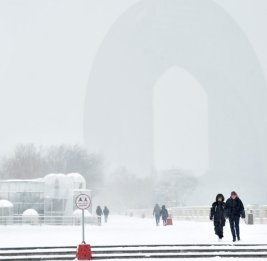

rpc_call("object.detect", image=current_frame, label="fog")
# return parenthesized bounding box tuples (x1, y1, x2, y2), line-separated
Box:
(0, 0, 267, 211)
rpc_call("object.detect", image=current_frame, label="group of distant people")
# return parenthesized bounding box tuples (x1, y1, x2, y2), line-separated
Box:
(153, 204, 169, 226)
(96, 206, 110, 225)
(210, 191, 245, 242)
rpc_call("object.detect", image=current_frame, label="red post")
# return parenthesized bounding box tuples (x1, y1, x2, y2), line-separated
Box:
(76, 243, 92, 260)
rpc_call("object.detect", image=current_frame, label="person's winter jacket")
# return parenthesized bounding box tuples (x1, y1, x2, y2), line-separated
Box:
(210, 193, 226, 225)
(103, 207, 109, 216)
(96, 206, 103, 216)
(153, 204, 161, 217)
(225, 197, 245, 218)
(160, 205, 168, 220)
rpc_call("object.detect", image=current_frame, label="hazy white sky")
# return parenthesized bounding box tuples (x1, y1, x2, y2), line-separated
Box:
(0, 0, 138, 154)
(0, 0, 267, 173)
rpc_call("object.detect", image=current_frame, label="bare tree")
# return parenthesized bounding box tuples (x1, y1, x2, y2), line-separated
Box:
(96, 167, 198, 211)
(97, 167, 154, 211)
(0, 144, 104, 189)
(156, 168, 198, 206)
(44, 144, 104, 188)
(0, 144, 44, 179)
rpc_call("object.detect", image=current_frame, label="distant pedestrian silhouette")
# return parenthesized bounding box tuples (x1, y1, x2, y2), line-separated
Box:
(103, 206, 109, 223)
(96, 206, 103, 226)
(160, 205, 168, 226)
(153, 203, 161, 226)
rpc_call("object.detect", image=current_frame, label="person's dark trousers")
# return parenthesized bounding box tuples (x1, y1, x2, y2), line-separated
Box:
(155, 215, 160, 226)
(214, 221, 224, 238)
(229, 216, 240, 239)
(97, 216, 101, 226)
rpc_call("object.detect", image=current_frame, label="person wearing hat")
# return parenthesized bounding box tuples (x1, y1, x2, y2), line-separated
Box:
(210, 193, 226, 240)
(225, 191, 245, 242)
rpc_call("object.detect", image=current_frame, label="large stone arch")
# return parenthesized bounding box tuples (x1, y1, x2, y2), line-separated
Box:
(84, 0, 267, 203)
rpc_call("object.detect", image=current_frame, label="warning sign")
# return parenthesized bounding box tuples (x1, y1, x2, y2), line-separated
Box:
(75, 194, 91, 209)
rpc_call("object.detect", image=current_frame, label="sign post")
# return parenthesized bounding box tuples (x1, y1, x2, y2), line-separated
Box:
(75, 194, 92, 260)
(75, 193, 91, 242)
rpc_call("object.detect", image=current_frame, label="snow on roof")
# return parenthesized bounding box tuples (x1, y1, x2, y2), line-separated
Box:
(0, 178, 43, 183)
(43, 173, 72, 198)
(0, 200, 13, 208)
(1, 174, 87, 187)
(22, 209, 39, 216)
(44, 173, 85, 185)
(44, 173, 66, 182)
(67, 173, 86, 183)
(67, 173, 86, 189)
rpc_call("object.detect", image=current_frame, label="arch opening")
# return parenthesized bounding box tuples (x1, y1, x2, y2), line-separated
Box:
(153, 66, 209, 175)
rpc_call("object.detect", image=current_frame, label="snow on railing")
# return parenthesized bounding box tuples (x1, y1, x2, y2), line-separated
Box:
(127, 205, 267, 224)
(0, 215, 98, 226)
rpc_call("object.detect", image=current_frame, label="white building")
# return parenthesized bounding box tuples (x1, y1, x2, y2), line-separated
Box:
(0, 173, 91, 217)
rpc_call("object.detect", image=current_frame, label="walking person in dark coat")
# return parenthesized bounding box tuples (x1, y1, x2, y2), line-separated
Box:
(210, 193, 226, 240)
(225, 191, 245, 242)
(103, 206, 109, 223)
(96, 206, 103, 226)
(153, 203, 161, 226)
(160, 205, 168, 226)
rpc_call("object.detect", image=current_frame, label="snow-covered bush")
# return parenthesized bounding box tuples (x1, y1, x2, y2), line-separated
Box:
(22, 209, 39, 225)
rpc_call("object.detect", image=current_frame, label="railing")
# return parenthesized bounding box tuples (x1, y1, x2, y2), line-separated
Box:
(171, 206, 210, 222)
(127, 205, 267, 224)
(0, 215, 98, 226)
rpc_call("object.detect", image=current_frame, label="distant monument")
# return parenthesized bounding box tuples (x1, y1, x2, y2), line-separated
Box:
(84, 0, 267, 203)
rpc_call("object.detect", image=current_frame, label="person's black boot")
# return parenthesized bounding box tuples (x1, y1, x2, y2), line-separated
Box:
(233, 237, 236, 242)
(237, 236, 240, 241)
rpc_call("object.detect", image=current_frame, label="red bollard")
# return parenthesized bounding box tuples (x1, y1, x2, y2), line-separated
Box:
(76, 243, 92, 260)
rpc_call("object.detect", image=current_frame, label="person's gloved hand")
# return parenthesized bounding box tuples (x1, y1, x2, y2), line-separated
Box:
(210, 216, 213, 221)
(241, 214, 246, 219)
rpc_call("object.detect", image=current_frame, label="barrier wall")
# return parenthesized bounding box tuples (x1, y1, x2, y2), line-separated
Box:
(128, 205, 267, 224)
(0, 215, 98, 226)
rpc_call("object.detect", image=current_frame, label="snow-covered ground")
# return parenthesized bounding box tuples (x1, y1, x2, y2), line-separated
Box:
(1, 215, 267, 260)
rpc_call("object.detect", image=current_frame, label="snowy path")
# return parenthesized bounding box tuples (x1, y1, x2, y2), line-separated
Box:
(1, 215, 266, 246)
(1, 215, 267, 260)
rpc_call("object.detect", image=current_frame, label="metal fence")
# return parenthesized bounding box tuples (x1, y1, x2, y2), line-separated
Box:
(0, 215, 98, 226)
(127, 205, 267, 224)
